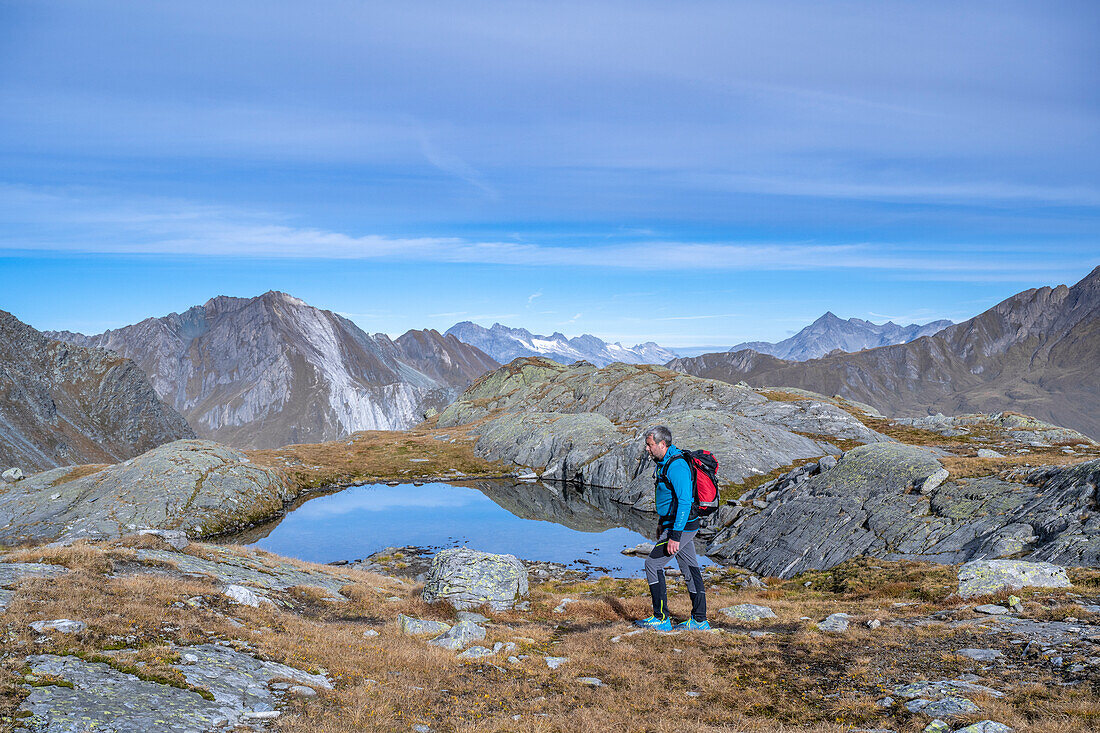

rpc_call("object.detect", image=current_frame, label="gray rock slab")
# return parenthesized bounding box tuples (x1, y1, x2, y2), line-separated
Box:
(906, 696, 980, 717)
(719, 604, 777, 621)
(957, 649, 1003, 662)
(0, 440, 293, 546)
(0, 562, 70, 588)
(973, 604, 1012, 615)
(421, 547, 528, 611)
(20, 644, 330, 732)
(895, 680, 1004, 700)
(954, 722, 1013, 733)
(135, 547, 351, 598)
(958, 560, 1072, 599)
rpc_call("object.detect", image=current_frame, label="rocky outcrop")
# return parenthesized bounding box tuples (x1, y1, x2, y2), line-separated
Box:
(0, 440, 292, 546)
(445, 321, 678, 367)
(50, 292, 498, 449)
(0, 309, 194, 473)
(957, 560, 1072, 598)
(671, 266, 1100, 440)
(703, 449, 1100, 578)
(730, 311, 953, 361)
(435, 358, 887, 508)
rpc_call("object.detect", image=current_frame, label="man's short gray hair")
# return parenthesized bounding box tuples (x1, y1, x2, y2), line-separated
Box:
(644, 425, 672, 446)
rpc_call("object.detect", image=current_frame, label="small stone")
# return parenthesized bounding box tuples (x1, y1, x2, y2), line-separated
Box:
(456, 611, 489, 624)
(29, 619, 86, 634)
(958, 649, 1003, 662)
(866, 619, 882, 629)
(413, 726, 431, 733)
(242, 710, 280, 720)
(576, 677, 603, 687)
(977, 449, 1004, 458)
(545, 656, 569, 669)
(224, 584, 272, 607)
(288, 685, 317, 697)
(398, 615, 451, 636)
(749, 631, 772, 639)
(621, 542, 655, 556)
(428, 621, 486, 651)
(818, 455, 838, 471)
(876, 696, 894, 707)
(457, 645, 496, 659)
(922, 721, 951, 733)
(803, 581, 812, 588)
(554, 598, 578, 614)
(363, 629, 380, 637)
(816, 613, 851, 632)
(973, 604, 1011, 615)
(685, 691, 701, 698)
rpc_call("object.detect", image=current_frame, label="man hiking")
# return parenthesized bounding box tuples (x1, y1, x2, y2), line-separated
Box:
(635, 425, 710, 630)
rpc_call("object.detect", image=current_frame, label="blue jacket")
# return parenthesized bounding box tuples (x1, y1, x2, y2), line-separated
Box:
(654, 445, 698, 541)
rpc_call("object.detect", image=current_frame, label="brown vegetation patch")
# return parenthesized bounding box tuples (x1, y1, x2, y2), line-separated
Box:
(247, 427, 510, 493)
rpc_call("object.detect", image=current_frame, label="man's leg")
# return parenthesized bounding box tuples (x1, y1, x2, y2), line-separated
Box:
(643, 531, 674, 620)
(672, 530, 707, 622)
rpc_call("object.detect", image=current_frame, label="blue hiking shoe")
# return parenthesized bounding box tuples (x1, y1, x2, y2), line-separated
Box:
(634, 615, 673, 630)
(675, 618, 712, 631)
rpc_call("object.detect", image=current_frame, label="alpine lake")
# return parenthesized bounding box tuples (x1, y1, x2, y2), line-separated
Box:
(219, 479, 710, 578)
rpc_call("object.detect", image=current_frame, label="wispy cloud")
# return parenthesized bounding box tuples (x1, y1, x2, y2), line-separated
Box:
(526, 291, 542, 305)
(0, 185, 1094, 282)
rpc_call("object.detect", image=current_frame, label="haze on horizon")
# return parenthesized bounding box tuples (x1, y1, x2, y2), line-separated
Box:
(1, 1, 1097, 348)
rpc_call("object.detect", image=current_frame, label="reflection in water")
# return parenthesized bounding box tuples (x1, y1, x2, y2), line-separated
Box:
(219, 480, 672, 577)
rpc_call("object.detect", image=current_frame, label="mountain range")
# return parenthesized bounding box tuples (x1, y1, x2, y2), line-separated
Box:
(445, 321, 678, 367)
(670, 266, 1100, 440)
(730, 312, 953, 361)
(50, 292, 498, 449)
(0, 309, 194, 471)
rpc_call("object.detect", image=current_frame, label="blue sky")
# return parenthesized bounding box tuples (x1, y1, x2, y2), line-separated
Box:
(1, 1, 1097, 348)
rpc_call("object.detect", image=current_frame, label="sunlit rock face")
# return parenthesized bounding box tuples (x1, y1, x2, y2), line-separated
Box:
(50, 292, 498, 449)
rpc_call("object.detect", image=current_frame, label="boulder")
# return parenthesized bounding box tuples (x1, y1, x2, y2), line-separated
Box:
(2, 467, 23, 483)
(905, 696, 980, 717)
(421, 548, 529, 611)
(29, 619, 86, 634)
(958, 560, 1071, 598)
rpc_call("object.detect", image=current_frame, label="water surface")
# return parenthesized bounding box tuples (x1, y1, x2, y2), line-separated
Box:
(232, 480, 677, 577)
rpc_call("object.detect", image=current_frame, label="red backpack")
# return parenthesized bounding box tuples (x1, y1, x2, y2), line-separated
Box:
(658, 450, 721, 516)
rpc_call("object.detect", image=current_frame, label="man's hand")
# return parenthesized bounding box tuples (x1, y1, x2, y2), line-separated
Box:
(667, 539, 680, 555)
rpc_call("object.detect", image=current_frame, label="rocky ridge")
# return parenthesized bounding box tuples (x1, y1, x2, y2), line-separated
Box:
(730, 311, 953, 361)
(0, 309, 195, 473)
(445, 321, 678, 367)
(669, 265, 1100, 440)
(434, 357, 888, 510)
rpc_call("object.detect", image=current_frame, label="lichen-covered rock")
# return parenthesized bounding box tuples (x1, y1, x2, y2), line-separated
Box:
(19, 643, 331, 732)
(0, 440, 293, 545)
(958, 559, 1071, 598)
(421, 547, 528, 611)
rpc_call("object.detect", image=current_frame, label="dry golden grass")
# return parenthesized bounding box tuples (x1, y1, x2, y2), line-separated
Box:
(48, 463, 109, 486)
(246, 427, 512, 493)
(2, 543, 1099, 732)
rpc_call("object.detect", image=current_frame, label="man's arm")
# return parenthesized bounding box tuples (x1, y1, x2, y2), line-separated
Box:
(666, 457, 693, 548)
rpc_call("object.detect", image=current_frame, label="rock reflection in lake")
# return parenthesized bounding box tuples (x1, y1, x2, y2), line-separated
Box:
(217, 479, 670, 577)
